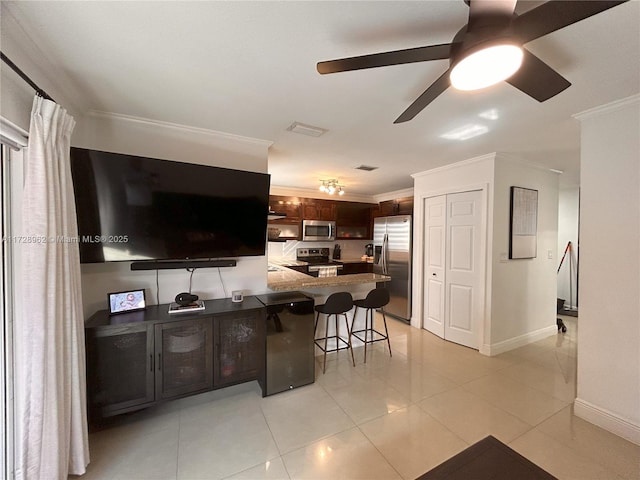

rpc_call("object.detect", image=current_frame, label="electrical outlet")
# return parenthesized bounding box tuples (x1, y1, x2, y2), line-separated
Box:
(547, 250, 553, 259)
(500, 253, 508, 263)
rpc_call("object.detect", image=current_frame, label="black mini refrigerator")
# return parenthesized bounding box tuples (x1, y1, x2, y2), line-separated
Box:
(256, 292, 315, 396)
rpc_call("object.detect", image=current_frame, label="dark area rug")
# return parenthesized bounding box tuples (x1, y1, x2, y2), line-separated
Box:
(416, 435, 557, 480)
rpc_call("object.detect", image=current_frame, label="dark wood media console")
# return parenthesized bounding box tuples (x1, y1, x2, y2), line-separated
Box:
(85, 297, 266, 422)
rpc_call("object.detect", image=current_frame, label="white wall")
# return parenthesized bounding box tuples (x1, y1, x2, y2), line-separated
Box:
(73, 112, 273, 318)
(574, 95, 640, 444)
(557, 187, 580, 308)
(490, 156, 559, 349)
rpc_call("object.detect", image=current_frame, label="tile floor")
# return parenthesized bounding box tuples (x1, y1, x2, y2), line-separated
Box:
(77, 315, 640, 480)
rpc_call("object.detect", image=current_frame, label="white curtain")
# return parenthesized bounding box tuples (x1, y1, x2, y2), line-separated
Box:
(16, 96, 89, 479)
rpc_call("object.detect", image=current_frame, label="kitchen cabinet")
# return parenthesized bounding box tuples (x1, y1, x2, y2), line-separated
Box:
(336, 202, 374, 239)
(268, 195, 302, 240)
(338, 262, 373, 275)
(155, 318, 213, 401)
(85, 323, 155, 418)
(373, 196, 414, 218)
(269, 195, 302, 223)
(301, 199, 336, 221)
(85, 297, 267, 421)
(213, 309, 265, 388)
(284, 264, 309, 275)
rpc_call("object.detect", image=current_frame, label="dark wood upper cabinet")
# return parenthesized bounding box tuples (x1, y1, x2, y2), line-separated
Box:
(267, 194, 412, 240)
(396, 196, 414, 215)
(336, 202, 374, 239)
(268, 195, 302, 240)
(373, 196, 414, 218)
(301, 199, 336, 221)
(268, 195, 302, 223)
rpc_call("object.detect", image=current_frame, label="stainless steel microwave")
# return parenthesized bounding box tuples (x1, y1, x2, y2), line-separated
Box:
(302, 220, 336, 241)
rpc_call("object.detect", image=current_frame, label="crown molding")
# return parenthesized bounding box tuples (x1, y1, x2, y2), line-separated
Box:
(573, 94, 640, 121)
(86, 110, 273, 148)
(411, 153, 497, 179)
(372, 187, 415, 203)
(496, 152, 563, 175)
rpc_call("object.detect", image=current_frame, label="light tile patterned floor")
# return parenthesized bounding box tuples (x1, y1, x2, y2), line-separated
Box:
(76, 316, 640, 480)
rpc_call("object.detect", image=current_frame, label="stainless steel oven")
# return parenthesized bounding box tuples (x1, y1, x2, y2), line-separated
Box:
(302, 220, 336, 241)
(296, 247, 342, 277)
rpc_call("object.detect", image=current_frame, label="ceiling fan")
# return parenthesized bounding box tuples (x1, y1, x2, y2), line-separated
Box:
(317, 0, 629, 123)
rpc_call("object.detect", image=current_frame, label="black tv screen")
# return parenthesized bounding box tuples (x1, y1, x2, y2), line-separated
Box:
(69, 148, 270, 263)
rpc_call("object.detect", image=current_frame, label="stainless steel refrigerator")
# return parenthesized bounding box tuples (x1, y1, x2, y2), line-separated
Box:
(373, 215, 412, 322)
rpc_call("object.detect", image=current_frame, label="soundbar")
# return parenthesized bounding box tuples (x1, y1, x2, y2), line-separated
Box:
(130, 259, 237, 271)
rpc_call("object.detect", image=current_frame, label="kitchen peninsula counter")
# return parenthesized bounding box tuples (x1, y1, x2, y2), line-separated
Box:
(267, 265, 389, 292)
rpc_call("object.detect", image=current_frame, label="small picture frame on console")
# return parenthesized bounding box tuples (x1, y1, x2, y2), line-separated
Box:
(108, 289, 146, 315)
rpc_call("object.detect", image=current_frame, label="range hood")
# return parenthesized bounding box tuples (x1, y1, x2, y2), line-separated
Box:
(267, 210, 287, 220)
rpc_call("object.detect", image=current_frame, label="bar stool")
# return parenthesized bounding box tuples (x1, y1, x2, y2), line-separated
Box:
(350, 287, 391, 363)
(314, 292, 355, 373)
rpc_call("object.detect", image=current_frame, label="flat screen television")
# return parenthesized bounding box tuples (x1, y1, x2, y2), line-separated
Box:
(69, 147, 270, 263)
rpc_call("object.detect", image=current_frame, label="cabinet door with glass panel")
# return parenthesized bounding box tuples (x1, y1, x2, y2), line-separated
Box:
(213, 309, 265, 388)
(86, 323, 155, 418)
(154, 317, 214, 400)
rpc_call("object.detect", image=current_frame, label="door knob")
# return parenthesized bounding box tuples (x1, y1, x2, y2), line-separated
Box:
(432, 273, 437, 276)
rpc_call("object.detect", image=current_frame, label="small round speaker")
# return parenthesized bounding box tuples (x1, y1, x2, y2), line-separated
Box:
(175, 292, 198, 306)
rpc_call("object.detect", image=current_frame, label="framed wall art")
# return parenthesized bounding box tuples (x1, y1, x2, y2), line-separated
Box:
(509, 186, 538, 259)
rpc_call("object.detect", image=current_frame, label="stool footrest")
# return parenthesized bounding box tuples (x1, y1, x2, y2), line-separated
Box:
(314, 336, 351, 353)
(351, 329, 389, 344)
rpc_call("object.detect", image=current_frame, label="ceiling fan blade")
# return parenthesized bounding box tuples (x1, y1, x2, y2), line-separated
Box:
(513, 0, 629, 44)
(317, 44, 452, 74)
(468, 0, 517, 29)
(506, 48, 571, 102)
(394, 69, 451, 123)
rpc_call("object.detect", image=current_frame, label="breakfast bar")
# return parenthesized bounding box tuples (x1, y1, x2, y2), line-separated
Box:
(267, 264, 390, 291)
(267, 261, 392, 348)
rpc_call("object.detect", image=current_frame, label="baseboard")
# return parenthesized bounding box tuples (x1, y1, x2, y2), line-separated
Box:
(574, 398, 640, 445)
(481, 324, 557, 356)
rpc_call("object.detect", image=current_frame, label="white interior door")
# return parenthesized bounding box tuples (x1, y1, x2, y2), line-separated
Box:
(422, 196, 446, 337)
(444, 190, 482, 349)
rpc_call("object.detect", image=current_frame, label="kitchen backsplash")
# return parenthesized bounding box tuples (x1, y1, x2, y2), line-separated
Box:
(268, 240, 370, 260)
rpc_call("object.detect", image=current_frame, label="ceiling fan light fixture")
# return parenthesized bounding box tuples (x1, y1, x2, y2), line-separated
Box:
(450, 43, 523, 91)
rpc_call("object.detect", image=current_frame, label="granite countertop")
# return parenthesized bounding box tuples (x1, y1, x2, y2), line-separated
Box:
(267, 265, 390, 291)
(269, 258, 308, 267)
(335, 257, 374, 264)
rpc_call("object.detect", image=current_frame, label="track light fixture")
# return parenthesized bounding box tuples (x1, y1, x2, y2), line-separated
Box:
(319, 179, 345, 196)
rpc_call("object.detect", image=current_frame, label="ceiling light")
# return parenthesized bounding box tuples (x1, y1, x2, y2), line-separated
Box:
(286, 121, 328, 137)
(319, 179, 344, 196)
(450, 44, 523, 91)
(440, 124, 489, 141)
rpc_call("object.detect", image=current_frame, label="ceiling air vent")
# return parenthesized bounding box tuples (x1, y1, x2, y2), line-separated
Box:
(286, 121, 327, 137)
(355, 165, 378, 171)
